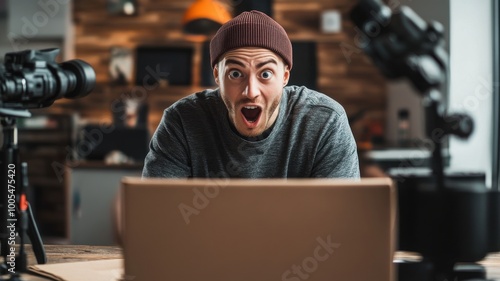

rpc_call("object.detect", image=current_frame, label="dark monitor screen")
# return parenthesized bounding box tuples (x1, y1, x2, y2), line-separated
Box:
(80, 125, 150, 163)
(201, 41, 216, 87)
(135, 46, 193, 86)
(288, 41, 317, 90)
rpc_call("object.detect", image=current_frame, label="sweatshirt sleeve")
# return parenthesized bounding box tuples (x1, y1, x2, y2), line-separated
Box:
(142, 108, 191, 178)
(310, 110, 360, 179)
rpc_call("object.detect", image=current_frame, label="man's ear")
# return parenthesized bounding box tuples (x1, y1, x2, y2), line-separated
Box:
(213, 64, 220, 85)
(283, 65, 290, 86)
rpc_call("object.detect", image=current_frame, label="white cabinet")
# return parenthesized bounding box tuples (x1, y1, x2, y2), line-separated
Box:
(69, 165, 142, 245)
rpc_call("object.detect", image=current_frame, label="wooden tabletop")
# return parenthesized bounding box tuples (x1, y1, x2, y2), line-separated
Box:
(27, 244, 122, 265)
(3, 245, 500, 280)
(1, 245, 122, 281)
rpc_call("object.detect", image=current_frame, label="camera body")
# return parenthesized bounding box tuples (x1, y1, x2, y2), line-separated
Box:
(0, 48, 95, 109)
(350, 0, 448, 93)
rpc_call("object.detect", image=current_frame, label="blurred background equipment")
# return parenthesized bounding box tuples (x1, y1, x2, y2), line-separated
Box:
(182, 0, 232, 35)
(350, 1, 500, 280)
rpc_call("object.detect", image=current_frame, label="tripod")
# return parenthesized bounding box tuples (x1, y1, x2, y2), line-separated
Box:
(0, 109, 46, 280)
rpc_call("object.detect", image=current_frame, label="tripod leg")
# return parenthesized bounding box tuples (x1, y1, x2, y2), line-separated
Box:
(26, 202, 46, 265)
(18, 161, 46, 266)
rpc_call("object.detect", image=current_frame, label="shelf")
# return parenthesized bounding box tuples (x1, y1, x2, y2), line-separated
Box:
(19, 135, 72, 145)
(28, 176, 64, 188)
(17, 113, 76, 242)
(72, 161, 144, 170)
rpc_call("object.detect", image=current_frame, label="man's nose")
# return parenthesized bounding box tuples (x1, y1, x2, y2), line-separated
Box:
(243, 75, 260, 100)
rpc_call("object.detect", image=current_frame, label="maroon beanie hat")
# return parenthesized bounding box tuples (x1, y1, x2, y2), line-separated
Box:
(210, 10, 293, 69)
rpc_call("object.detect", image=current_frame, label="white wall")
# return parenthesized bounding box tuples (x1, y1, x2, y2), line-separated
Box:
(0, 14, 9, 61)
(448, 0, 493, 185)
(1, 0, 73, 61)
(8, 0, 68, 37)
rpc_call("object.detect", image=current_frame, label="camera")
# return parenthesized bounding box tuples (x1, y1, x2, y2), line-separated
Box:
(0, 48, 96, 109)
(350, 0, 448, 93)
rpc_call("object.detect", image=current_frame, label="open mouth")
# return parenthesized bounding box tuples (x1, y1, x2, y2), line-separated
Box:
(241, 106, 262, 123)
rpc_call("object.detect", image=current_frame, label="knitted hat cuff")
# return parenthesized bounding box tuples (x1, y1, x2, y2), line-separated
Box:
(210, 10, 293, 69)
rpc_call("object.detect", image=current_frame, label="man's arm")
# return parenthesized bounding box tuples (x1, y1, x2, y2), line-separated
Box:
(310, 111, 360, 178)
(142, 108, 191, 178)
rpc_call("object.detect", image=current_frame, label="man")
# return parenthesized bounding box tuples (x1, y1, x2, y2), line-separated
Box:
(142, 10, 359, 178)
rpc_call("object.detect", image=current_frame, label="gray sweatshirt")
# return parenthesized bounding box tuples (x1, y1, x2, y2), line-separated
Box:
(142, 85, 360, 178)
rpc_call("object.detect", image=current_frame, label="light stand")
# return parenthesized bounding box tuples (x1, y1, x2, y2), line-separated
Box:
(0, 109, 46, 280)
(350, 1, 500, 280)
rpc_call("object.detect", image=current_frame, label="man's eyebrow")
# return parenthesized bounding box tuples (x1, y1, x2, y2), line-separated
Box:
(225, 59, 246, 67)
(256, 59, 278, 69)
(224, 58, 278, 68)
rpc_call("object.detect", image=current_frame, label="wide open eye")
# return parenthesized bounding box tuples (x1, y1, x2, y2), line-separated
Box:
(260, 70, 273, 80)
(229, 70, 243, 79)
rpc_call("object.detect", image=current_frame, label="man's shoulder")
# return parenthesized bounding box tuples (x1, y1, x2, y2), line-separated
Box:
(168, 88, 221, 112)
(283, 85, 346, 117)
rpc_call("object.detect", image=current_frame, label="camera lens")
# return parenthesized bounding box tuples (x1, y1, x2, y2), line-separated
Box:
(0, 48, 96, 109)
(60, 59, 96, 99)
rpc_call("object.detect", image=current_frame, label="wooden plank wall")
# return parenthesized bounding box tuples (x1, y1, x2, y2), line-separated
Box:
(45, 0, 387, 143)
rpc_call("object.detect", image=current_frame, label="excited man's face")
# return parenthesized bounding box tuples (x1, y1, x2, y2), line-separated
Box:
(214, 47, 290, 138)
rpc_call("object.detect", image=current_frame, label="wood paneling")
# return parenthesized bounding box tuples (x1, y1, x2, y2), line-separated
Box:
(44, 0, 387, 141)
